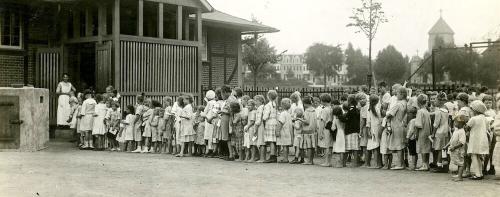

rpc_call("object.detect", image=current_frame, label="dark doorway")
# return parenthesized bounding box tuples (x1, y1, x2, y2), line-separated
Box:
(67, 43, 96, 92)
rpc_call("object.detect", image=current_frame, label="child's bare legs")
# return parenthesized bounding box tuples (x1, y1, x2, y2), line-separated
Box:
(361, 146, 368, 166)
(340, 153, 346, 167)
(188, 142, 194, 156)
(453, 165, 464, 181)
(281, 146, 289, 162)
(321, 148, 332, 167)
(365, 149, 373, 168)
(351, 151, 360, 167)
(228, 141, 235, 159)
(237, 146, 244, 161)
(374, 148, 382, 168)
(88, 132, 94, 148)
(244, 147, 250, 161)
(177, 142, 186, 157)
(383, 154, 393, 169)
(142, 138, 151, 153)
(264, 143, 277, 163)
(249, 146, 257, 162)
(257, 145, 266, 163)
(303, 148, 314, 165)
(391, 150, 404, 170)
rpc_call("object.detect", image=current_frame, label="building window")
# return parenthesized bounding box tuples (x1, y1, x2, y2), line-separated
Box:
(0, 10, 22, 49)
(120, 0, 138, 35)
(143, 1, 159, 37)
(163, 4, 177, 39)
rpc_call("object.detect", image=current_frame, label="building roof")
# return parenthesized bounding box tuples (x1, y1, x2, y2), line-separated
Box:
(39, 0, 214, 12)
(428, 17, 454, 34)
(202, 10, 279, 34)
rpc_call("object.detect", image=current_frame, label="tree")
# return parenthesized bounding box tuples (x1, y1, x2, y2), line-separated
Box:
(477, 47, 500, 87)
(374, 45, 408, 84)
(242, 37, 280, 88)
(345, 43, 369, 85)
(305, 43, 344, 88)
(347, 0, 388, 88)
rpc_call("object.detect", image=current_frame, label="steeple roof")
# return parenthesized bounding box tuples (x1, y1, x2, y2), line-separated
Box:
(428, 17, 454, 34)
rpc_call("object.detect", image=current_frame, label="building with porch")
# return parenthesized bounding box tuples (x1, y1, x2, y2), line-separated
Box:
(0, 0, 278, 125)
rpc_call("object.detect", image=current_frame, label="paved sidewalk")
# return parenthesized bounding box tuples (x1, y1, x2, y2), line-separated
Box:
(0, 142, 499, 197)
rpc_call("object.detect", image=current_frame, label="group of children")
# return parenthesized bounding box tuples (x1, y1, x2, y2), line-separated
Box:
(67, 83, 500, 182)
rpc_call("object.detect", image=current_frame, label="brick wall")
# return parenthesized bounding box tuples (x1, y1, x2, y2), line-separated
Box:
(203, 27, 240, 89)
(0, 54, 24, 87)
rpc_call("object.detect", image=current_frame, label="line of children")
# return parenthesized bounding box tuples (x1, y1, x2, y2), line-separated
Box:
(73, 85, 500, 182)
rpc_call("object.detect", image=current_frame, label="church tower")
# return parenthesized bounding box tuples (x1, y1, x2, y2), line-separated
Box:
(428, 11, 455, 52)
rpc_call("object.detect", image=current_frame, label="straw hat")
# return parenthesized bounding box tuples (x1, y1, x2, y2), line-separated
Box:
(469, 100, 487, 114)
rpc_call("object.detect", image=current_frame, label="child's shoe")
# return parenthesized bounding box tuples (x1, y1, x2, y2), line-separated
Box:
(289, 158, 300, 164)
(131, 147, 142, 153)
(263, 155, 277, 163)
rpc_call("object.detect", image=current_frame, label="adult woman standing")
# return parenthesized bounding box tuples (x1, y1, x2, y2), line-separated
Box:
(56, 73, 76, 127)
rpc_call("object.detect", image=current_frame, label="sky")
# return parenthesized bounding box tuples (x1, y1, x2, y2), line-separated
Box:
(209, 0, 500, 57)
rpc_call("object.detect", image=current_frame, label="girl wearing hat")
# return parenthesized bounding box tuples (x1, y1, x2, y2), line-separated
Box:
(203, 90, 217, 156)
(465, 100, 490, 180)
(431, 92, 450, 171)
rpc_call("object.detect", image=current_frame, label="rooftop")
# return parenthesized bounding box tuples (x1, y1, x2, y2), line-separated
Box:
(202, 10, 279, 34)
(428, 17, 454, 34)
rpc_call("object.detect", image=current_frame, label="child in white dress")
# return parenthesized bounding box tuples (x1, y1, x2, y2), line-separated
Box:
(277, 98, 293, 163)
(121, 105, 136, 152)
(92, 94, 108, 151)
(366, 95, 383, 168)
(79, 91, 96, 150)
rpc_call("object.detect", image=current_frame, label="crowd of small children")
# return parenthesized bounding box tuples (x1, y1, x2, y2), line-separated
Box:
(67, 83, 500, 182)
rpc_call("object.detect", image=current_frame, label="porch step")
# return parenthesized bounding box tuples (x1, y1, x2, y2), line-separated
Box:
(54, 129, 74, 140)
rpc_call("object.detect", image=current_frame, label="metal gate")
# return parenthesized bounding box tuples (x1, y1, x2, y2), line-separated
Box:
(0, 96, 21, 149)
(36, 48, 62, 126)
(96, 42, 112, 93)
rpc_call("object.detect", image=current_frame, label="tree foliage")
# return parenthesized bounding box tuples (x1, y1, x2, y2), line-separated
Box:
(345, 43, 369, 85)
(374, 45, 408, 84)
(242, 37, 280, 87)
(477, 47, 500, 87)
(346, 0, 388, 41)
(347, 0, 388, 87)
(420, 36, 479, 83)
(305, 43, 344, 88)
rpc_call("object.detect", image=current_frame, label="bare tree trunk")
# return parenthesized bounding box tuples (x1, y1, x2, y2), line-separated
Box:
(324, 72, 327, 88)
(253, 73, 257, 88)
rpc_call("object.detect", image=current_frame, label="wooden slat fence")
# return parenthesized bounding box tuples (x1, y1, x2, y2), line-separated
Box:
(119, 40, 199, 109)
(36, 48, 61, 126)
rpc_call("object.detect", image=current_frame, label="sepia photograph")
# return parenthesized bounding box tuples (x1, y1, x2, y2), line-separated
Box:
(0, 0, 500, 196)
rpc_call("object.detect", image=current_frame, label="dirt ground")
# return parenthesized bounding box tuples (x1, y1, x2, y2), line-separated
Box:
(1, 142, 499, 197)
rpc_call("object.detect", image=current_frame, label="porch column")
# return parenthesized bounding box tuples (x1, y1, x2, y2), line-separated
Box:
(158, 3, 164, 38)
(184, 11, 190, 40)
(98, 3, 107, 43)
(196, 9, 202, 102)
(113, 0, 120, 89)
(237, 32, 243, 87)
(176, 5, 182, 40)
(138, 0, 144, 36)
